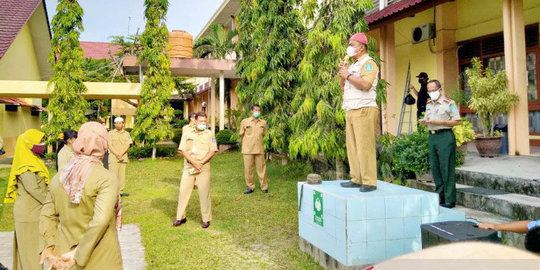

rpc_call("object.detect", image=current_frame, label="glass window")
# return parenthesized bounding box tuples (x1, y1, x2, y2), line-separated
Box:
(527, 52, 538, 101)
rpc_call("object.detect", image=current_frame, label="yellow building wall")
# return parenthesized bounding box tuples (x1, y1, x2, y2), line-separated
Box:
(0, 24, 44, 157)
(383, 0, 540, 133)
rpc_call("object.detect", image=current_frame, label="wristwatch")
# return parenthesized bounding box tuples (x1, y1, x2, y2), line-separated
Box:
(346, 74, 352, 81)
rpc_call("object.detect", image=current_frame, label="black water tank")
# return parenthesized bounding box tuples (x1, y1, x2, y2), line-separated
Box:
(421, 221, 500, 249)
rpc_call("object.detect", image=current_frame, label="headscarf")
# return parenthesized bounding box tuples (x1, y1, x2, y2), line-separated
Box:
(4, 129, 50, 203)
(60, 122, 123, 229)
(61, 122, 108, 203)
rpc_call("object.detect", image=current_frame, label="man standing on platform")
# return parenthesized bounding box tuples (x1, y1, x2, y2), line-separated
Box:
(239, 104, 268, 194)
(419, 80, 461, 208)
(109, 117, 132, 197)
(338, 33, 380, 192)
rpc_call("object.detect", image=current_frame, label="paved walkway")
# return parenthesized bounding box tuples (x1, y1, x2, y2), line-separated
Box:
(0, 224, 146, 270)
(459, 152, 540, 180)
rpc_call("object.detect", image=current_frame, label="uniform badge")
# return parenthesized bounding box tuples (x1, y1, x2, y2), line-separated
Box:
(365, 64, 373, 71)
(212, 138, 216, 143)
(450, 105, 457, 112)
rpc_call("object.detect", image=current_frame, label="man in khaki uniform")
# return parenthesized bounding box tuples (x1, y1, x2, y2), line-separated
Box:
(174, 112, 218, 229)
(338, 32, 380, 192)
(183, 112, 197, 135)
(108, 117, 132, 196)
(419, 80, 461, 208)
(239, 104, 268, 194)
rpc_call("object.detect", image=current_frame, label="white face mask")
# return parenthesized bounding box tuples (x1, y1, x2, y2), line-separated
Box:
(346, 46, 357, 57)
(428, 90, 441, 101)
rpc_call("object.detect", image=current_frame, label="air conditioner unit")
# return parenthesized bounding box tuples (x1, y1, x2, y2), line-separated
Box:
(412, 23, 435, 44)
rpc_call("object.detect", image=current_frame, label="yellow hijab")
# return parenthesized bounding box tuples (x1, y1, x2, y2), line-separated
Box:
(4, 129, 50, 203)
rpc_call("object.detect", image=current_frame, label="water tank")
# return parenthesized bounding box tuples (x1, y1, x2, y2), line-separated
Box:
(168, 30, 193, 58)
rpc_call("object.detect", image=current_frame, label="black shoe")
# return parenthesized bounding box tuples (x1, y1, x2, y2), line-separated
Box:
(261, 189, 268, 194)
(201, 221, 211, 229)
(340, 181, 362, 188)
(121, 193, 129, 197)
(173, 218, 187, 227)
(441, 203, 456, 208)
(359, 185, 377, 192)
(244, 189, 254, 194)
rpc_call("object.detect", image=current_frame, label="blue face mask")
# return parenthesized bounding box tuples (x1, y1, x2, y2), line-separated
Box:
(196, 124, 206, 131)
(253, 112, 261, 118)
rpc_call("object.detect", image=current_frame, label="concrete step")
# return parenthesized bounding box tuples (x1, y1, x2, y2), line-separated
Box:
(407, 180, 540, 221)
(456, 169, 540, 198)
(454, 206, 526, 250)
(456, 154, 540, 197)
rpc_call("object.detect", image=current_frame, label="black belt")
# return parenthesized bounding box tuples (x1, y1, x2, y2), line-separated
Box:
(429, 129, 452, 135)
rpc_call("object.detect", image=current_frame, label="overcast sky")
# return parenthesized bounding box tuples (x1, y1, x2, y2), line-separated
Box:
(44, 0, 224, 42)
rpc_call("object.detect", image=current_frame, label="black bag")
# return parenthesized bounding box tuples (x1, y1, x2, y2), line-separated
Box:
(0, 148, 5, 155)
(404, 93, 416, 105)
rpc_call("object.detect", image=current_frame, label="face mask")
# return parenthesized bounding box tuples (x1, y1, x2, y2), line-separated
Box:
(428, 90, 441, 101)
(346, 46, 357, 57)
(196, 124, 206, 131)
(418, 79, 425, 84)
(253, 112, 261, 118)
(31, 144, 45, 156)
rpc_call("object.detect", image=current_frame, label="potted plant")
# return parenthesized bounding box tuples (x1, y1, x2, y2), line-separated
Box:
(465, 58, 519, 157)
(452, 118, 476, 152)
(216, 129, 239, 152)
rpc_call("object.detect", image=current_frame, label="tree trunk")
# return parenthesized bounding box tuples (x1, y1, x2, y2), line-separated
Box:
(336, 159, 346, 180)
(152, 146, 156, 160)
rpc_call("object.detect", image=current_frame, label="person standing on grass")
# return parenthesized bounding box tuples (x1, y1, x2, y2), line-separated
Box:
(6, 129, 49, 270)
(239, 104, 269, 194)
(338, 32, 380, 192)
(419, 80, 461, 208)
(56, 129, 78, 171)
(174, 112, 218, 229)
(40, 122, 122, 269)
(108, 117, 132, 197)
(183, 112, 197, 135)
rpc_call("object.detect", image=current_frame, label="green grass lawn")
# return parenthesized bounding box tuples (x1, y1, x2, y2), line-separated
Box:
(0, 152, 322, 269)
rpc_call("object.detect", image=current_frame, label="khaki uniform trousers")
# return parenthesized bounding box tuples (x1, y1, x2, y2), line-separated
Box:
(243, 154, 268, 190)
(109, 161, 127, 194)
(346, 107, 379, 186)
(176, 165, 212, 222)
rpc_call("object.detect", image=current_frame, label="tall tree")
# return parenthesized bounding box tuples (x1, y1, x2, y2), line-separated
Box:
(132, 0, 175, 159)
(236, 0, 305, 154)
(45, 0, 88, 142)
(193, 23, 237, 59)
(288, 0, 387, 169)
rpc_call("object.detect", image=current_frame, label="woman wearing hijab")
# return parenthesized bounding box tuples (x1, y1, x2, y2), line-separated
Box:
(56, 130, 78, 171)
(5, 129, 49, 270)
(40, 122, 123, 269)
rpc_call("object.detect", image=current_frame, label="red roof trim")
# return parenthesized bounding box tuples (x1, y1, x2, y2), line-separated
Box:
(366, 0, 426, 25)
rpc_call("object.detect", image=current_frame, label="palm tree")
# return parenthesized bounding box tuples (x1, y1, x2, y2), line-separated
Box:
(193, 23, 237, 59)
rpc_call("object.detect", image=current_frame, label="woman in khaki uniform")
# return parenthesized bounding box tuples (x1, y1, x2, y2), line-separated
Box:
(56, 130, 78, 171)
(5, 129, 50, 270)
(40, 122, 122, 269)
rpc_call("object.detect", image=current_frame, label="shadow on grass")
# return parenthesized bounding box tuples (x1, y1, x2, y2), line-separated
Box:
(150, 197, 177, 221)
(161, 177, 179, 186)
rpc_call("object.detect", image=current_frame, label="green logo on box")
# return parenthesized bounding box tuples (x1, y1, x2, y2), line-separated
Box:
(313, 190, 323, 227)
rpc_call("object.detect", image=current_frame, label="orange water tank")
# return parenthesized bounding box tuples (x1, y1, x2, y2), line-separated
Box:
(168, 30, 193, 58)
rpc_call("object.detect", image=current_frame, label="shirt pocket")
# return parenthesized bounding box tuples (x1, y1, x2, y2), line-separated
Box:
(245, 125, 253, 136)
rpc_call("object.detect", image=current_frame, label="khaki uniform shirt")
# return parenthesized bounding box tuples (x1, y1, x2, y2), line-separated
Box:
(424, 97, 461, 131)
(108, 129, 132, 163)
(40, 164, 122, 268)
(57, 145, 75, 171)
(178, 129, 218, 170)
(181, 124, 195, 138)
(342, 54, 379, 110)
(239, 117, 267, 155)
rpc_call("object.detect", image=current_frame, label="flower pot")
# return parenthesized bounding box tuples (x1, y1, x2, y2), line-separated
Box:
(416, 172, 433, 183)
(457, 142, 469, 152)
(474, 136, 502, 157)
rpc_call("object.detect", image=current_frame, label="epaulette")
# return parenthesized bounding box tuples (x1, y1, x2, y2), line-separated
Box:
(444, 97, 451, 103)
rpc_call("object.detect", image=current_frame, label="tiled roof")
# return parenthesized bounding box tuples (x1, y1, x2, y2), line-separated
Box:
(0, 0, 42, 58)
(0, 97, 46, 111)
(366, 0, 425, 25)
(80, 41, 121, 59)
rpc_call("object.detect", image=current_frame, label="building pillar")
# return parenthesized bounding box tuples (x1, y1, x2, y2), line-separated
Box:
(503, 0, 530, 155)
(183, 101, 188, 119)
(219, 71, 225, 130)
(434, 1, 458, 95)
(210, 77, 216, 132)
(379, 23, 398, 135)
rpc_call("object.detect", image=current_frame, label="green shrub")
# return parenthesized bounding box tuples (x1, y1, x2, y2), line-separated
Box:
(172, 128, 182, 144)
(376, 133, 397, 182)
(216, 129, 239, 145)
(452, 118, 476, 147)
(389, 127, 430, 181)
(128, 144, 177, 159)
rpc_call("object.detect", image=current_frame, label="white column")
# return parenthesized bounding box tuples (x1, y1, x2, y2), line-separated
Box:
(210, 77, 216, 132)
(219, 71, 225, 130)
